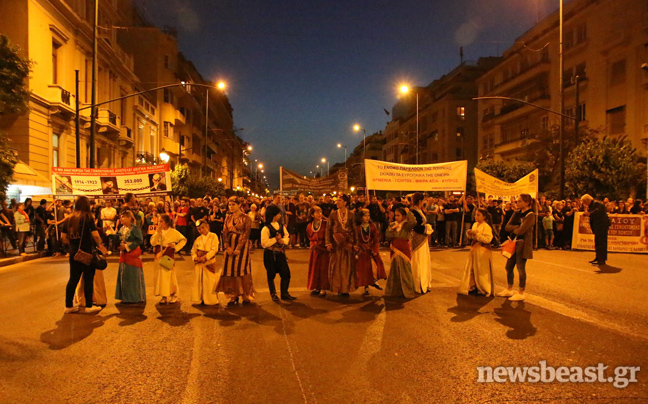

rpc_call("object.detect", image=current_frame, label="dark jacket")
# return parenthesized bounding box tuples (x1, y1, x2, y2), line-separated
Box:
(588, 201, 610, 234)
(505, 209, 536, 259)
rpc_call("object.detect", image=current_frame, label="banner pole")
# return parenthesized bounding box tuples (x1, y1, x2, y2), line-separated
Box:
(458, 162, 468, 247)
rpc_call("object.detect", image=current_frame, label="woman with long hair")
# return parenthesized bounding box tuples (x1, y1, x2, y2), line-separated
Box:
(497, 194, 536, 302)
(214, 196, 255, 305)
(61, 196, 108, 314)
(151, 213, 187, 304)
(458, 208, 494, 296)
(306, 206, 330, 296)
(384, 207, 416, 298)
(325, 194, 356, 297)
(410, 192, 432, 294)
(353, 208, 386, 296)
(115, 210, 145, 303)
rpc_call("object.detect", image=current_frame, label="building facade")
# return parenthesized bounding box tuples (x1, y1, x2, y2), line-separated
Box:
(477, 0, 648, 162)
(0, 0, 250, 192)
(383, 58, 501, 170)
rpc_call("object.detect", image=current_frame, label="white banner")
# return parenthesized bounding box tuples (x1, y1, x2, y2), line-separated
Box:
(571, 212, 648, 254)
(474, 168, 539, 199)
(364, 160, 467, 192)
(52, 164, 172, 198)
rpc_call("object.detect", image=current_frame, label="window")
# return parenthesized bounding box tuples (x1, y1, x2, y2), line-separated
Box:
(577, 103, 586, 122)
(456, 148, 463, 158)
(138, 96, 144, 107)
(575, 62, 586, 79)
(52, 134, 60, 167)
(610, 59, 626, 86)
(430, 111, 438, 123)
(456, 106, 465, 120)
(576, 23, 587, 44)
(84, 58, 91, 102)
(431, 131, 439, 141)
(607, 106, 625, 135)
(564, 29, 574, 50)
(163, 122, 172, 138)
(52, 41, 61, 84)
(456, 127, 464, 138)
(541, 116, 549, 132)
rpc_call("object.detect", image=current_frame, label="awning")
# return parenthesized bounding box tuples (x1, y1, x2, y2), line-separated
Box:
(8, 161, 53, 198)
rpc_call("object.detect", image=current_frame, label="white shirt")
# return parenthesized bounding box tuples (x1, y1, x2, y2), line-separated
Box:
(261, 222, 289, 248)
(469, 222, 493, 244)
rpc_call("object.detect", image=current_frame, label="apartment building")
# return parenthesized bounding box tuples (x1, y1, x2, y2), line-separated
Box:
(477, 0, 648, 161)
(383, 58, 501, 169)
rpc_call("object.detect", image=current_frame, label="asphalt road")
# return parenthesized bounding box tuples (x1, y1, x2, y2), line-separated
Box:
(0, 245, 646, 404)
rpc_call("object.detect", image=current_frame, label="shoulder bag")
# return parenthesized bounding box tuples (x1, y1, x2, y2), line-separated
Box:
(73, 217, 94, 265)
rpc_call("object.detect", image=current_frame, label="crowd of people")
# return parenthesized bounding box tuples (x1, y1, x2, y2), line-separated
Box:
(1, 189, 640, 314)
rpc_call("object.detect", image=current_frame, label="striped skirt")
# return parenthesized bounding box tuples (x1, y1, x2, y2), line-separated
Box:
(214, 232, 255, 299)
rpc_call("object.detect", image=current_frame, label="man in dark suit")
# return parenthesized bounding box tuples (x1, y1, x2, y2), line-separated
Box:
(581, 194, 610, 266)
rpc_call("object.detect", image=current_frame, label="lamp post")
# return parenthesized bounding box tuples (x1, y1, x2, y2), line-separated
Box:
(337, 143, 347, 168)
(316, 164, 321, 177)
(399, 85, 419, 164)
(353, 124, 366, 162)
(558, 0, 565, 199)
(321, 158, 329, 176)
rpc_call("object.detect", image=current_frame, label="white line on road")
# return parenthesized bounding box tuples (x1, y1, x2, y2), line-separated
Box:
(278, 304, 310, 404)
(532, 259, 598, 274)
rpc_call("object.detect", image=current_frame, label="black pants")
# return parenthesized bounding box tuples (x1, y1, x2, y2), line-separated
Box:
(296, 222, 309, 247)
(263, 249, 291, 296)
(35, 224, 46, 251)
(66, 259, 95, 308)
(594, 230, 608, 263)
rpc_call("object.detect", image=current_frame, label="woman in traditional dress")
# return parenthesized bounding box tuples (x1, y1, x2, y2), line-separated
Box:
(115, 210, 146, 303)
(214, 196, 254, 306)
(191, 219, 220, 305)
(306, 206, 330, 296)
(325, 194, 356, 297)
(458, 208, 494, 296)
(151, 213, 187, 304)
(409, 193, 432, 294)
(384, 207, 416, 298)
(353, 208, 386, 296)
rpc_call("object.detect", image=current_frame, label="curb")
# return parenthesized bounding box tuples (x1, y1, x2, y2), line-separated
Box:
(0, 252, 48, 268)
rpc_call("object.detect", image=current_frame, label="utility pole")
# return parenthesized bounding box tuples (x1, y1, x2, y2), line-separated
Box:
(89, 0, 98, 168)
(574, 75, 580, 144)
(75, 70, 80, 168)
(558, 0, 565, 199)
(203, 88, 208, 177)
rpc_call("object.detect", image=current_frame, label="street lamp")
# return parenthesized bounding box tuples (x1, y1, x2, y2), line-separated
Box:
(321, 158, 329, 176)
(316, 164, 321, 177)
(399, 84, 419, 164)
(353, 124, 367, 163)
(159, 150, 170, 163)
(337, 143, 347, 168)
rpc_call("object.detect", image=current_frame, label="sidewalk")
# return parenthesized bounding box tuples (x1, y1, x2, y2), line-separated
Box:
(0, 251, 48, 268)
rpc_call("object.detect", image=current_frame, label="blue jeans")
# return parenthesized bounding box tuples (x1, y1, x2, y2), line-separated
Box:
(505, 251, 527, 289)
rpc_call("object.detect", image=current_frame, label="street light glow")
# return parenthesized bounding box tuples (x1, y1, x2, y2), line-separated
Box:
(217, 81, 226, 90)
(159, 151, 170, 163)
(400, 84, 410, 94)
(337, 143, 342, 148)
(218, 177, 222, 182)
(350, 186, 355, 192)
(353, 124, 361, 132)
(321, 158, 326, 163)
(258, 163, 263, 169)
(247, 145, 252, 151)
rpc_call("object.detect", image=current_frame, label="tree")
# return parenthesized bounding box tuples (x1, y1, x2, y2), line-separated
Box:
(171, 163, 190, 197)
(565, 136, 643, 200)
(0, 34, 31, 200)
(475, 159, 537, 183)
(171, 163, 225, 198)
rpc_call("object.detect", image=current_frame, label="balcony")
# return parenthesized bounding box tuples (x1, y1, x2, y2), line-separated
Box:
(161, 102, 186, 125)
(47, 85, 75, 119)
(494, 137, 532, 156)
(494, 59, 551, 94)
(97, 109, 120, 135)
(494, 94, 550, 124)
(119, 126, 133, 145)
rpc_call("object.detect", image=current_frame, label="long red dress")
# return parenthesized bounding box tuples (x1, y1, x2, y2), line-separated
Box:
(354, 223, 387, 287)
(306, 220, 330, 291)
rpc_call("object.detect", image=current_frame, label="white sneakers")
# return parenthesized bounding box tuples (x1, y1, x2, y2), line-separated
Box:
(63, 307, 79, 314)
(508, 292, 526, 301)
(78, 306, 102, 314)
(496, 289, 516, 298)
(497, 288, 526, 301)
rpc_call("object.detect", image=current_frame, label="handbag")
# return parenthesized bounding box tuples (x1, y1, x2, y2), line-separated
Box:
(92, 249, 108, 270)
(159, 246, 175, 271)
(73, 217, 94, 265)
(500, 236, 518, 259)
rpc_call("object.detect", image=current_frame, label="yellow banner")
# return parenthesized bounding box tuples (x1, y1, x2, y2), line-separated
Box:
(474, 168, 539, 199)
(364, 160, 467, 191)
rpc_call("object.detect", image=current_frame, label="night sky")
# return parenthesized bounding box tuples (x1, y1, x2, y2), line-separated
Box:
(137, 0, 558, 189)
